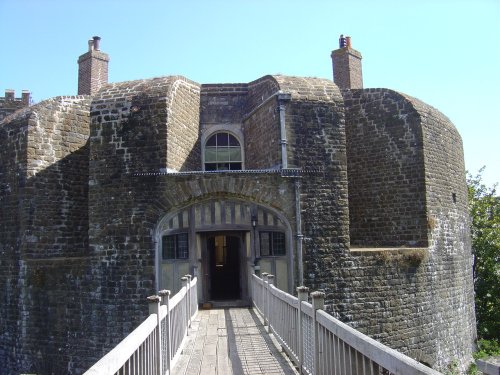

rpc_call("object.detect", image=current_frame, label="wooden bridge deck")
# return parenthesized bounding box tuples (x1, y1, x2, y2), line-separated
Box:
(172, 307, 299, 375)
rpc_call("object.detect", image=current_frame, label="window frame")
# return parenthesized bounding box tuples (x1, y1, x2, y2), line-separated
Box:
(259, 231, 286, 257)
(162, 232, 189, 260)
(202, 130, 244, 171)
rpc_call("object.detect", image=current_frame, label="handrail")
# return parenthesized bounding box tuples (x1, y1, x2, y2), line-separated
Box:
(84, 275, 198, 375)
(250, 273, 441, 375)
(83, 315, 158, 374)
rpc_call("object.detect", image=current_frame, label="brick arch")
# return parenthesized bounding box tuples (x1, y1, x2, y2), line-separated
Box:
(156, 174, 295, 215)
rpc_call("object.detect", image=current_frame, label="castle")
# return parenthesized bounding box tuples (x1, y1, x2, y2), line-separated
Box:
(0, 36, 476, 374)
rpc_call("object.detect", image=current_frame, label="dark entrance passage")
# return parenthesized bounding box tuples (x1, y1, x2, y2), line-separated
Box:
(208, 235, 241, 300)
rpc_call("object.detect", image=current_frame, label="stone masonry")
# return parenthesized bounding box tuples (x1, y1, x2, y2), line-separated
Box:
(0, 37, 476, 374)
(0, 89, 31, 122)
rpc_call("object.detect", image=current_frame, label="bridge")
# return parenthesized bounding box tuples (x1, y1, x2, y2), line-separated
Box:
(84, 274, 441, 375)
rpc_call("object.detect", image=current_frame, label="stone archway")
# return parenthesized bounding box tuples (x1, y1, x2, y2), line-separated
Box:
(154, 198, 294, 302)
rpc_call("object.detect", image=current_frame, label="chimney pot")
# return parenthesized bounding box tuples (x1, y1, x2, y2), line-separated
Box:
(339, 34, 347, 48)
(346, 36, 352, 48)
(92, 36, 101, 51)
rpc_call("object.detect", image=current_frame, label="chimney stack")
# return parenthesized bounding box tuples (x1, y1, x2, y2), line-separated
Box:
(77, 36, 109, 96)
(331, 35, 363, 89)
(5, 89, 15, 101)
(22, 90, 31, 105)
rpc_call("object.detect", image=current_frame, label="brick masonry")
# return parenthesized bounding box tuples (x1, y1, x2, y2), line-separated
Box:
(0, 71, 476, 374)
(78, 50, 109, 96)
(331, 47, 363, 89)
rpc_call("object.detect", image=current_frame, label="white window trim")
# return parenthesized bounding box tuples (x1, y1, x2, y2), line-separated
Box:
(201, 125, 245, 171)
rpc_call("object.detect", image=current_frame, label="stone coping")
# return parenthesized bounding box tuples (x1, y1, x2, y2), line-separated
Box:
(476, 357, 500, 375)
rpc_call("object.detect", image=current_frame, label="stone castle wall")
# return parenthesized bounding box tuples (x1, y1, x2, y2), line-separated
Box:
(272, 76, 351, 292)
(89, 76, 200, 176)
(415, 95, 476, 368)
(0, 97, 95, 373)
(0, 90, 30, 122)
(0, 74, 476, 373)
(244, 78, 281, 169)
(325, 91, 475, 370)
(24, 97, 91, 258)
(342, 89, 428, 247)
(0, 107, 29, 371)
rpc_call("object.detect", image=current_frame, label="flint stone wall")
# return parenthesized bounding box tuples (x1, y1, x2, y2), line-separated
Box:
(0, 75, 476, 374)
(0, 96, 94, 374)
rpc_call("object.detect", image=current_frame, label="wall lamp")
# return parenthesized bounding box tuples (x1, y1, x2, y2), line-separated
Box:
(251, 215, 257, 228)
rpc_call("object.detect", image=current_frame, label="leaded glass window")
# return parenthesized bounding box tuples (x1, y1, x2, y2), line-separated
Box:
(259, 231, 286, 256)
(162, 233, 189, 260)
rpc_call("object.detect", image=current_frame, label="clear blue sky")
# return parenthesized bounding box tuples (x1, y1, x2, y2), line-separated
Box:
(1, 0, 499, 187)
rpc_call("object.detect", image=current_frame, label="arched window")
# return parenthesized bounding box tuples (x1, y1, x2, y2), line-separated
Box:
(204, 132, 242, 171)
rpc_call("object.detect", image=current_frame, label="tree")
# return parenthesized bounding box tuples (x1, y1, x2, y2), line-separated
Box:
(467, 167, 499, 340)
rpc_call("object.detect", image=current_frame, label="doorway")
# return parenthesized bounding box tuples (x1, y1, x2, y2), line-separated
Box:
(207, 234, 241, 300)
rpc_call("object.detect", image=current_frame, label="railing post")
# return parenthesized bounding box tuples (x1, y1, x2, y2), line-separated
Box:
(261, 273, 269, 326)
(297, 286, 309, 375)
(181, 276, 189, 336)
(159, 289, 171, 375)
(147, 295, 162, 375)
(311, 291, 325, 375)
(184, 274, 192, 328)
(267, 274, 275, 334)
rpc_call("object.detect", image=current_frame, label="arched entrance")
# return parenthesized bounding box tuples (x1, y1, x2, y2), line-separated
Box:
(155, 199, 294, 304)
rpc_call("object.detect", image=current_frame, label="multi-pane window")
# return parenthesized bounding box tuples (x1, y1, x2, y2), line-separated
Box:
(204, 132, 242, 171)
(260, 231, 286, 256)
(162, 233, 189, 260)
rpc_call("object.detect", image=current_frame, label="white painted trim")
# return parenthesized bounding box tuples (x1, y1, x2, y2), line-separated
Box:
(200, 125, 245, 171)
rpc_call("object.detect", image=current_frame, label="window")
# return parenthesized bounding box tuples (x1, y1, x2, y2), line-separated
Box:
(204, 132, 242, 171)
(260, 231, 286, 256)
(162, 233, 189, 260)
(214, 235, 227, 267)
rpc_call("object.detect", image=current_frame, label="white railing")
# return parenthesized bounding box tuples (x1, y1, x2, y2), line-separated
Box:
(85, 275, 198, 375)
(251, 273, 442, 375)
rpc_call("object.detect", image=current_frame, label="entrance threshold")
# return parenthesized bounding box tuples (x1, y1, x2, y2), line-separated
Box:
(202, 299, 250, 309)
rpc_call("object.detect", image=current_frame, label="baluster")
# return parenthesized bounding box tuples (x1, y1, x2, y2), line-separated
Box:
(311, 291, 325, 375)
(159, 289, 171, 375)
(184, 274, 192, 328)
(297, 286, 309, 374)
(181, 276, 189, 337)
(267, 274, 275, 334)
(147, 295, 162, 375)
(261, 273, 269, 326)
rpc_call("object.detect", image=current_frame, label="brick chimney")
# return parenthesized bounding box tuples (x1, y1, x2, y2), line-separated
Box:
(22, 90, 31, 105)
(77, 36, 110, 96)
(331, 35, 363, 89)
